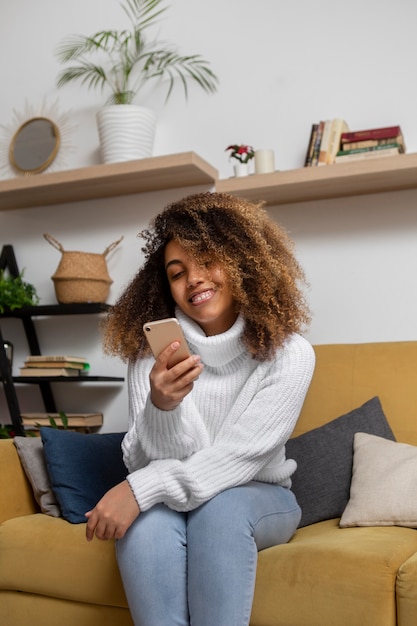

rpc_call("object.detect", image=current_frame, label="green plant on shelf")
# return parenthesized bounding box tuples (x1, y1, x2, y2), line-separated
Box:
(39, 412, 69, 430)
(0, 413, 69, 438)
(225, 144, 255, 164)
(55, 0, 218, 105)
(0, 424, 37, 438)
(0, 424, 16, 439)
(0, 270, 40, 314)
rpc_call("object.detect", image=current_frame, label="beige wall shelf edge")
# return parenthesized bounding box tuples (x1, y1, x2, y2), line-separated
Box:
(0, 152, 218, 211)
(215, 152, 417, 205)
(2, 151, 417, 212)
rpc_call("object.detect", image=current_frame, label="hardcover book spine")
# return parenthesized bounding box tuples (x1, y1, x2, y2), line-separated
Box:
(340, 125, 401, 143)
(326, 119, 349, 164)
(334, 146, 400, 162)
(19, 367, 81, 377)
(337, 143, 402, 156)
(304, 123, 319, 167)
(311, 121, 324, 166)
(318, 120, 332, 166)
(342, 137, 405, 151)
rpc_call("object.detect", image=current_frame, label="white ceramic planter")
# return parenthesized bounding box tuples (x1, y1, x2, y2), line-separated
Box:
(96, 104, 157, 163)
(233, 162, 249, 177)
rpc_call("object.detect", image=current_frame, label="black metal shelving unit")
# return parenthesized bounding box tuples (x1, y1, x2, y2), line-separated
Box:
(0, 245, 123, 436)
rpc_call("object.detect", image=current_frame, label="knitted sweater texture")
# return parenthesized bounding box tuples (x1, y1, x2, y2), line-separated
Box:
(123, 309, 315, 513)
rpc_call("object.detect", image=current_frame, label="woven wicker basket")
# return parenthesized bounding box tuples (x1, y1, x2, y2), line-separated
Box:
(44, 233, 123, 304)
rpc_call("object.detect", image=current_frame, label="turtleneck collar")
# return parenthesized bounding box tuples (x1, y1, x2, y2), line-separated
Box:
(175, 308, 246, 367)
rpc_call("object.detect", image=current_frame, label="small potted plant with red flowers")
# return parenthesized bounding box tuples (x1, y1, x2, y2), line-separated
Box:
(225, 144, 255, 177)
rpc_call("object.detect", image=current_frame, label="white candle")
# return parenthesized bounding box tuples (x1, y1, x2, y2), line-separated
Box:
(255, 149, 275, 174)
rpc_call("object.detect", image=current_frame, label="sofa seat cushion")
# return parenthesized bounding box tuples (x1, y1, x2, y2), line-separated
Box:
(0, 591, 133, 626)
(0, 514, 127, 609)
(252, 519, 417, 626)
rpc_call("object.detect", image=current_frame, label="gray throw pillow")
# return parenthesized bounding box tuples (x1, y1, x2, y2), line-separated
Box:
(285, 397, 395, 528)
(14, 436, 62, 517)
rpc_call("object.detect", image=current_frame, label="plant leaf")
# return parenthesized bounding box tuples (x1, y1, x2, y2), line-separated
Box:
(55, 0, 218, 104)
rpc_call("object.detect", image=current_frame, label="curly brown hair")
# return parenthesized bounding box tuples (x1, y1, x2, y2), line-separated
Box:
(103, 192, 310, 362)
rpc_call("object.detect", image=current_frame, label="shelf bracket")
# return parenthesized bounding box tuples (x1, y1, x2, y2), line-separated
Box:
(0, 244, 20, 278)
(0, 245, 57, 435)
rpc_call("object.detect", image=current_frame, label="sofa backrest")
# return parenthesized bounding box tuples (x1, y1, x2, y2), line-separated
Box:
(0, 439, 38, 523)
(295, 341, 417, 445)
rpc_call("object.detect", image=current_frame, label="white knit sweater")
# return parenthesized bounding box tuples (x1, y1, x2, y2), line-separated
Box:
(123, 309, 315, 513)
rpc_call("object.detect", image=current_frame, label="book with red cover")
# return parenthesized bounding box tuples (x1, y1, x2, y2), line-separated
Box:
(340, 125, 402, 144)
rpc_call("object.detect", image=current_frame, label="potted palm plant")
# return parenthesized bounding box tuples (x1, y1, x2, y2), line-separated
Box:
(55, 0, 219, 163)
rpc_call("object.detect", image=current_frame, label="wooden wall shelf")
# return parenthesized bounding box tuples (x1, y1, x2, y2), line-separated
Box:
(2, 151, 417, 212)
(0, 152, 218, 211)
(215, 152, 417, 205)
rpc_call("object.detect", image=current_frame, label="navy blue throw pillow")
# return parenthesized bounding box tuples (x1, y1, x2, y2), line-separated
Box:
(41, 428, 128, 524)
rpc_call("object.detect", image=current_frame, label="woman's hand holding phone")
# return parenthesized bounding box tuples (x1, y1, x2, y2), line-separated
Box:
(149, 342, 203, 411)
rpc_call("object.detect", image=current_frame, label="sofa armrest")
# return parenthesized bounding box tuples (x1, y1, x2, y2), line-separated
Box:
(0, 439, 38, 523)
(397, 550, 417, 626)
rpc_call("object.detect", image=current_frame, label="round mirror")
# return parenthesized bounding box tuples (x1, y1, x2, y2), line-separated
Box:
(9, 117, 61, 175)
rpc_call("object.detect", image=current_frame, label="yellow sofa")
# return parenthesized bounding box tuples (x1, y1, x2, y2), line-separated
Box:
(1, 341, 417, 626)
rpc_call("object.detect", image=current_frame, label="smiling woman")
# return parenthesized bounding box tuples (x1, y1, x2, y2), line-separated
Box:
(164, 239, 237, 336)
(94, 191, 315, 626)
(103, 191, 310, 361)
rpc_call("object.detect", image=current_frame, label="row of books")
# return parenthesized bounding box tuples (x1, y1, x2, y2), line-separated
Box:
(304, 118, 349, 166)
(19, 354, 90, 377)
(304, 121, 405, 166)
(18, 355, 102, 431)
(334, 125, 405, 163)
(21, 412, 103, 428)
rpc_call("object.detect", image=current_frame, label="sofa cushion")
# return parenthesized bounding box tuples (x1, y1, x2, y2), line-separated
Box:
(252, 518, 417, 626)
(13, 436, 61, 517)
(340, 432, 417, 528)
(286, 397, 395, 527)
(41, 428, 128, 524)
(0, 513, 128, 608)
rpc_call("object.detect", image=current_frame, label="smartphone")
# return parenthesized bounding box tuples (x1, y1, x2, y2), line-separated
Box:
(143, 318, 191, 368)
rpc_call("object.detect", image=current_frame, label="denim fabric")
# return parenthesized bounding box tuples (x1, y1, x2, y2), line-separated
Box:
(116, 481, 300, 625)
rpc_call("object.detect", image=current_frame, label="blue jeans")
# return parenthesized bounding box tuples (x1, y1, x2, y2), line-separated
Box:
(116, 481, 301, 626)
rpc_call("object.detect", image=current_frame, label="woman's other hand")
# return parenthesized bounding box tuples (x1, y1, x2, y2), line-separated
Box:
(85, 480, 140, 541)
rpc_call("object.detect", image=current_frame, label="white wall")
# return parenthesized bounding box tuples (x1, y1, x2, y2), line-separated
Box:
(1, 0, 417, 432)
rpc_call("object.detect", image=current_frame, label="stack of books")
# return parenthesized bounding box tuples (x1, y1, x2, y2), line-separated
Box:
(334, 125, 406, 163)
(304, 119, 349, 166)
(21, 412, 103, 429)
(19, 355, 90, 377)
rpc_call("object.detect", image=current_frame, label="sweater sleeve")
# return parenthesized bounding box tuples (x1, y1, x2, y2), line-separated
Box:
(122, 357, 211, 464)
(125, 335, 315, 513)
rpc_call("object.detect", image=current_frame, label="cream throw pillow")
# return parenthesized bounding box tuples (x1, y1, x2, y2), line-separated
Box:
(340, 432, 417, 528)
